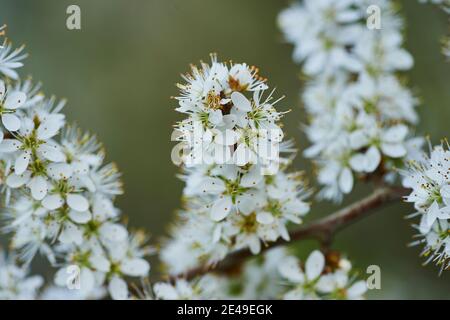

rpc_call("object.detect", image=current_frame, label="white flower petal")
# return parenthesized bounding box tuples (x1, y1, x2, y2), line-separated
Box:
(365, 146, 381, 172)
(68, 210, 92, 224)
(278, 256, 304, 283)
(349, 131, 369, 150)
(222, 114, 237, 129)
(210, 197, 233, 221)
(14, 151, 31, 175)
(6, 171, 31, 188)
(382, 125, 408, 143)
(47, 163, 73, 180)
(316, 274, 337, 293)
(38, 143, 66, 162)
(89, 254, 111, 273)
(42, 194, 64, 210)
(231, 91, 252, 112)
(153, 283, 178, 300)
(99, 223, 128, 242)
(0, 139, 21, 152)
(5, 91, 26, 109)
(339, 167, 353, 194)
(387, 49, 413, 70)
(2, 114, 21, 131)
(120, 258, 150, 277)
(283, 289, 304, 300)
(305, 250, 325, 281)
(249, 236, 261, 254)
(59, 222, 83, 245)
(67, 194, 89, 212)
(304, 51, 326, 75)
(108, 277, 128, 300)
(381, 143, 407, 158)
(28, 176, 48, 200)
(236, 194, 256, 215)
(419, 214, 431, 234)
(426, 201, 440, 228)
(209, 110, 223, 125)
(256, 211, 275, 225)
(37, 119, 62, 140)
(212, 224, 222, 243)
(0, 80, 5, 100)
(440, 185, 450, 199)
(54, 267, 69, 287)
(198, 177, 226, 194)
(349, 154, 367, 172)
(347, 281, 367, 299)
(240, 166, 263, 187)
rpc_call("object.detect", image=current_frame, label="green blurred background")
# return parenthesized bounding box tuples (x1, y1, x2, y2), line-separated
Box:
(0, 0, 449, 299)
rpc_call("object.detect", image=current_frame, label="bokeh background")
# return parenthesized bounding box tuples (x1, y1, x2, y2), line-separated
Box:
(0, 0, 449, 299)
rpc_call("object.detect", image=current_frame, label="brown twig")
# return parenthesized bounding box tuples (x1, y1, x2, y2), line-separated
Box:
(167, 186, 409, 282)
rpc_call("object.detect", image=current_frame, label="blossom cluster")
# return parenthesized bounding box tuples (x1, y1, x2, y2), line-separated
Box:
(174, 54, 286, 172)
(0, 249, 43, 299)
(0, 28, 151, 300)
(152, 275, 225, 300)
(154, 248, 287, 300)
(278, 250, 366, 300)
(403, 143, 450, 271)
(405, 1, 450, 272)
(155, 248, 367, 300)
(163, 55, 311, 273)
(1, 0, 447, 300)
(278, 0, 424, 202)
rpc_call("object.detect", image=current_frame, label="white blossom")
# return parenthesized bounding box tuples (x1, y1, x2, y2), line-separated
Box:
(153, 275, 225, 300)
(163, 56, 311, 273)
(0, 249, 43, 300)
(0, 32, 151, 300)
(403, 143, 450, 270)
(174, 54, 285, 171)
(161, 163, 310, 271)
(278, 250, 367, 300)
(226, 247, 289, 299)
(0, 39, 26, 80)
(0, 80, 26, 131)
(279, 0, 423, 202)
(157, 248, 288, 300)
